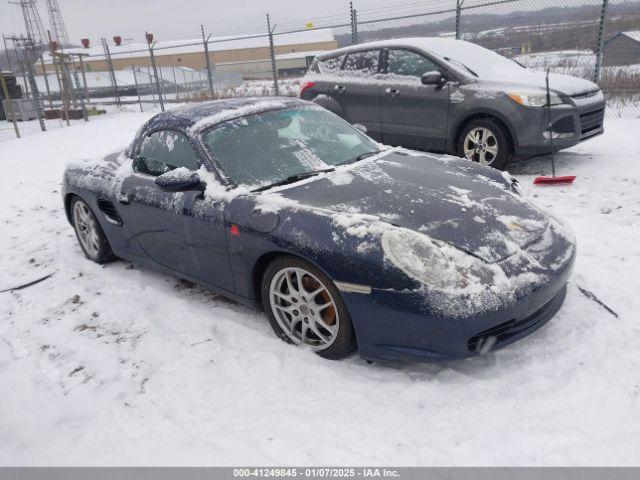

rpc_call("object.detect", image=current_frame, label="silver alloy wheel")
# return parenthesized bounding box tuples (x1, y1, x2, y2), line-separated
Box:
(269, 267, 339, 351)
(73, 201, 100, 258)
(463, 127, 499, 165)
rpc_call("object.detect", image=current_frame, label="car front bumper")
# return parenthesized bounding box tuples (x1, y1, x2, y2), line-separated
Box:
(342, 250, 575, 363)
(510, 93, 605, 157)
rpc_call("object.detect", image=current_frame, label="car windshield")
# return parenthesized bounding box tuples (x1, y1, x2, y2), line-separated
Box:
(435, 41, 526, 79)
(201, 106, 380, 188)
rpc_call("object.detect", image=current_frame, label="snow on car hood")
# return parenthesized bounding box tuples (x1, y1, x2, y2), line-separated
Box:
(272, 150, 549, 264)
(484, 70, 599, 96)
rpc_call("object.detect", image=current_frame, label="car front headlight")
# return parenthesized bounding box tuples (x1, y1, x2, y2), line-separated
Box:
(381, 227, 504, 292)
(507, 90, 563, 107)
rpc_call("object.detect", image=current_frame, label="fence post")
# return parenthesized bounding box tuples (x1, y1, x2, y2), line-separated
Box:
(147, 36, 165, 112)
(349, 2, 359, 45)
(39, 55, 53, 109)
(78, 54, 91, 106)
(350, 2, 356, 45)
(70, 58, 88, 122)
(102, 38, 121, 107)
(267, 14, 279, 96)
(201, 25, 215, 99)
(147, 66, 157, 108)
(456, 0, 463, 40)
(131, 67, 143, 112)
(49, 37, 69, 126)
(593, 0, 609, 83)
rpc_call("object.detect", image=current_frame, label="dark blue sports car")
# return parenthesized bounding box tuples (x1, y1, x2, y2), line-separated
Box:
(62, 97, 575, 362)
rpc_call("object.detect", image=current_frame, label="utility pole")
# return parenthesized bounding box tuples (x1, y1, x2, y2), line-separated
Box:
(10, 0, 47, 46)
(44, 0, 70, 46)
(201, 25, 215, 99)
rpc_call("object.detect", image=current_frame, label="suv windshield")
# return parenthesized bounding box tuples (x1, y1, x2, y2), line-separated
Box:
(437, 41, 525, 79)
(201, 107, 380, 188)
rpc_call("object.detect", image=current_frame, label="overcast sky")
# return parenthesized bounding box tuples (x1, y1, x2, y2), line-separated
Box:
(0, 0, 411, 45)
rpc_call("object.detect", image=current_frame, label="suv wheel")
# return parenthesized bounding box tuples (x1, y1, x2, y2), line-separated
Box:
(457, 119, 511, 170)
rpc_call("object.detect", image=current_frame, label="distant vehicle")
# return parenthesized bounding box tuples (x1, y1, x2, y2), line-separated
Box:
(301, 38, 605, 170)
(62, 98, 575, 362)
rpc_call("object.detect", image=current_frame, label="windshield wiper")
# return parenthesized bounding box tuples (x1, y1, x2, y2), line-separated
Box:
(338, 150, 381, 166)
(252, 168, 335, 193)
(444, 57, 478, 77)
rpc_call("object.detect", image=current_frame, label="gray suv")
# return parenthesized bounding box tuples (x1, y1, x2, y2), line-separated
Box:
(300, 38, 605, 170)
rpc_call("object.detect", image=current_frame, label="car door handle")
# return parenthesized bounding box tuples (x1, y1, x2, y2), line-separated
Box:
(334, 85, 346, 93)
(117, 192, 131, 205)
(385, 88, 400, 97)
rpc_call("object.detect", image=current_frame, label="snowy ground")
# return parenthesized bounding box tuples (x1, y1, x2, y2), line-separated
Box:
(0, 107, 639, 466)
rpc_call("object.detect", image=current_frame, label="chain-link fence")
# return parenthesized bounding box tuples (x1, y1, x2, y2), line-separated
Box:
(2, 0, 639, 140)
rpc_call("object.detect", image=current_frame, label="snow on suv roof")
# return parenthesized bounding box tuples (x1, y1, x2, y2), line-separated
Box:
(318, 37, 525, 79)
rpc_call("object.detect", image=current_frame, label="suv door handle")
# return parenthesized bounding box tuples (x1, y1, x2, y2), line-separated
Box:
(385, 88, 400, 97)
(117, 192, 131, 205)
(334, 85, 346, 93)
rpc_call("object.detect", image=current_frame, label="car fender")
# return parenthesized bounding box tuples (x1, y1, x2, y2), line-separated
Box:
(447, 105, 520, 155)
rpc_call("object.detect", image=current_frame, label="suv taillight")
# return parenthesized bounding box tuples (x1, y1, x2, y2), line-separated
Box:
(300, 81, 315, 98)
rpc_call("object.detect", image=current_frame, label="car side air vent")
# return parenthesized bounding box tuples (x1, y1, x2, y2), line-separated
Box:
(97, 199, 122, 226)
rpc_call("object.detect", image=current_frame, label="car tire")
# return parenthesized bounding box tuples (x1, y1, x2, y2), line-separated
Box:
(457, 118, 511, 170)
(261, 255, 356, 360)
(70, 196, 116, 264)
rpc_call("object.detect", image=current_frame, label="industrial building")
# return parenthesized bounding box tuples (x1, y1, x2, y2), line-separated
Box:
(603, 31, 640, 66)
(38, 29, 337, 79)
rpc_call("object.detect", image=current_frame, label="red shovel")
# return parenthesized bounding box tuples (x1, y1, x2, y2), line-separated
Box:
(534, 69, 576, 186)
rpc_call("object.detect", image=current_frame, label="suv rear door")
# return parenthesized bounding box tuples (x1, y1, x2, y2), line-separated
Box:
(380, 48, 450, 151)
(326, 49, 383, 141)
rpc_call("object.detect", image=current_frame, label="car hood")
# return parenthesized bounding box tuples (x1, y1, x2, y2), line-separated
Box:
(483, 70, 599, 96)
(271, 151, 550, 264)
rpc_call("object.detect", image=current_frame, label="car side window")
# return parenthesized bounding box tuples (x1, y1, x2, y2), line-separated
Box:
(342, 50, 381, 75)
(136, 130, 201, 177)
(386, 49, 440, 79)
(317, 54, 345, 74)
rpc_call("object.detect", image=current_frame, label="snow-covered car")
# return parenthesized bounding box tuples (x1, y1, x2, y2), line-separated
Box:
(301, 37, 605, 170)
(62, 97, 576, 362)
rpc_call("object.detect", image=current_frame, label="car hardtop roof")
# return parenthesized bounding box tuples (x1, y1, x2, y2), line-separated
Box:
(316, 37, 469, 59)
(149, 96, 309, 132)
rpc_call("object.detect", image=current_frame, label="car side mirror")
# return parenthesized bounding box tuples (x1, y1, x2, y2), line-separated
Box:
(421, 71, 446, 87)
(155, 169, 203, 192)
(353, 123, 368, 134)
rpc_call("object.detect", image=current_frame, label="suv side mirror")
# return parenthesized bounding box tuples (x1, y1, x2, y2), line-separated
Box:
(155, 169, 203, 192)
(353, 123, 368, 134)
(421, 71, 446, 87)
